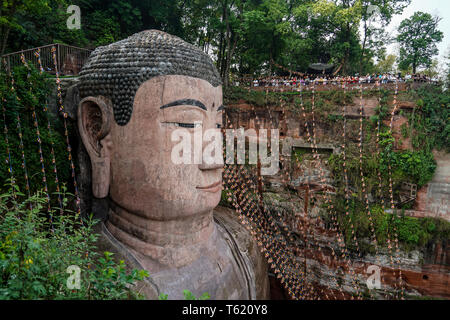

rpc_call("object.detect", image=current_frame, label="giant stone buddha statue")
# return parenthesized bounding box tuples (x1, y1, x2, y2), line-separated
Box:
(76, 30, 269, 299)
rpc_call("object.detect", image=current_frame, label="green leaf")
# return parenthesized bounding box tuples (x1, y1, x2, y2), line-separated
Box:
(158, 293, 168, 300)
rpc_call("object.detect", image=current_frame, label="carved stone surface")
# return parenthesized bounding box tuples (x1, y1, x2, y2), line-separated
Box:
(79, 29, 221, 126)
(98, 207, 270, 299)
(77, 30, 269, 299)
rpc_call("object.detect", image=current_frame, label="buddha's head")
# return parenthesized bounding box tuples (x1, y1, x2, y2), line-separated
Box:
(77, 30, 224, 223)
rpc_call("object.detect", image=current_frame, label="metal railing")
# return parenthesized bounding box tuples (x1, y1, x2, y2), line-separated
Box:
(1, 43, 92, 76)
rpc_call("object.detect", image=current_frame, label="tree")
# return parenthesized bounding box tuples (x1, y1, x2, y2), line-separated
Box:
(397, 12, 443, 74)
(0, 0, 52, 54)
(422, 59, 439, 79)
(310, 0, 363, 74)
(238, 0, 294, 76)
(359, 0, 410, 73)
(443, 50, 450, 89)
(375, 53, 397, 74)
(5, 0, 89, 52)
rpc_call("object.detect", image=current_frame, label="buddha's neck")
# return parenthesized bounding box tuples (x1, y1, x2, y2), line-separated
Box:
(105, 199, 216, 268)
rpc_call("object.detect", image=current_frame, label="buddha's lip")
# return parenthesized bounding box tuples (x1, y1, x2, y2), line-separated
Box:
(196, 181, 222, 192)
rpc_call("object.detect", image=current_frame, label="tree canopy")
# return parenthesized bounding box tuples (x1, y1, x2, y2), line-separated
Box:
(397, 11, 443, 74)
(1, 0, 445, 84)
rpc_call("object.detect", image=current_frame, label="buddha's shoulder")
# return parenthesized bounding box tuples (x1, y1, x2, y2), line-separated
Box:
(93, 222, 160, 299)
(213, 206, 255, 248)
(213, 206, 270, 299)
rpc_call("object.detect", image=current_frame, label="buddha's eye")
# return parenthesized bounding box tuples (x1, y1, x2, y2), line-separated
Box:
(163, 122, 202, 129)
(216, 124, 222, 129)
(177, 123, 196, 128)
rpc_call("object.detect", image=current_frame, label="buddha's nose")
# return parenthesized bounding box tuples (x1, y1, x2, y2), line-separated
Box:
(198, 147, 224, 170)
(198, 128, 223, 171)
(199, 162, 223, 171)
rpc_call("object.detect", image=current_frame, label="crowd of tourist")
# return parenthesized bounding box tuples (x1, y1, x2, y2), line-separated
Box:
(243, 73, 438, 88)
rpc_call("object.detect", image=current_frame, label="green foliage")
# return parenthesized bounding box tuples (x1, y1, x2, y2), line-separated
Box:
(219, 189, 234, 208)
(0, 0, 54, 54)
(392, 215, 428, 246)
(373, 88, 392, 121)
(83, 10, 121, 47)
(86, 251, 149, 300)
(0, 65, 71, 198)
(379, 131, 436, 188)
(158, 293, 168, 300)
(4, 0, 89, 53)
(328, 146, 381, 201)
(375, 54, 397, 74)
(292, 148, 306, 163)
(157, 290, 210, 300)
(400, 123, 409, 138)
(409, 86, 450, 152)
(446, 52, 450, 90)
(391, 150, 436, 187)
(397, 12, 443, 73)
(327, 114, 344, 122)
(387, 214, 449, 249)
(331, 198, 450, 253)
(3, 0, 413, 81)
(183, 290, 211, 300)
(0, 186, 149, 299)
(224, 85, 360, 108)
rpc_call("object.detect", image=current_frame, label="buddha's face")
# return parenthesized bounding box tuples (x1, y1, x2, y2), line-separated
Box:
(79, 75, 224, 219)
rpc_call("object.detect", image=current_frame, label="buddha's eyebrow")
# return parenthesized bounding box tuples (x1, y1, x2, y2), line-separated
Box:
(160, 99, 206, 110)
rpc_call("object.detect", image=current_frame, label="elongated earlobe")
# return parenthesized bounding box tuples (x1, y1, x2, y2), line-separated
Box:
(78, 97, 113, 198)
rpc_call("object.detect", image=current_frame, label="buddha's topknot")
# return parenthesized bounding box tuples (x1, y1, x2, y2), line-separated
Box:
(79, 29, 222, 125)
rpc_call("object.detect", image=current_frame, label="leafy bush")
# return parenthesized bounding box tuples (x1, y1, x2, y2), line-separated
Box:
(392, 150, 436, 187)
(0, 185, 148, 300)
(410, 86, 449, 152)
(379, 131, 436, 188)
(392, 215, 430, 247)
(331, 197, 450, 253)
(327, 114, 344, 122)
(0, 65, 71, 199)
(400, 123, 409, 138)
(328, 146, 381, 202)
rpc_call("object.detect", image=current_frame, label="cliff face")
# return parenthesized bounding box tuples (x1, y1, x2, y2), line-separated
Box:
(225, 91, 450, 299)
(300, 216, 449, 299)
(261, 191, 450, 300)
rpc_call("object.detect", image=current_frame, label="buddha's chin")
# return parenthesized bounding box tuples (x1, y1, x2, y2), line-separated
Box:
(197, 189, 222, 212)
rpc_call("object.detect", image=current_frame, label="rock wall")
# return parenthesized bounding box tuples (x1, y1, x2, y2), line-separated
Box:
(302, 219, 449, 299)
(57, 81, 448, 299)
(227, 95, 450, 299)
(263, 192, 450, 299)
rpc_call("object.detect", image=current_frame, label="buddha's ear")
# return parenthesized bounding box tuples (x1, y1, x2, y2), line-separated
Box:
(77, 97, 113, 198)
